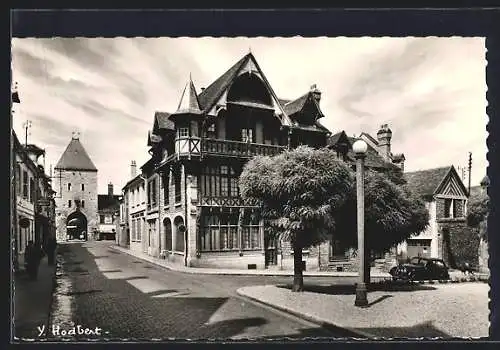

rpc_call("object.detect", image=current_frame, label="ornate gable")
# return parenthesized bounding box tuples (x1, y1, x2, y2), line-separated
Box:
(435, 166, 468, 198)
(205, 53, 292, 127)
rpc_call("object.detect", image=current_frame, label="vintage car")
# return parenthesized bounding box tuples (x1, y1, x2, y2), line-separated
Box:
(389, 257, 450, 282)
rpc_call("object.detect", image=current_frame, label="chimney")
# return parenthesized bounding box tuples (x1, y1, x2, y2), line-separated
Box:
(376, 124, 392, 162)
(108, 182, 114, 197)
(201, 87, 206, 92)
(131, 160, 137, 178)
(310, 84, 321, 104)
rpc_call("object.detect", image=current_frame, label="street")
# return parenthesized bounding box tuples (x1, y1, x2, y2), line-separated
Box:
(48, 241, 350, 340)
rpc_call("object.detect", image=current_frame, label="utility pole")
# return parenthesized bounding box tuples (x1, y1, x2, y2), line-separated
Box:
(468, 152, 472, 196)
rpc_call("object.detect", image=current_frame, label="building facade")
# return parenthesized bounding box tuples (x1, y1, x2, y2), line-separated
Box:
(119, 52, 406, 271)
(53, 135, 98, 242)
(97, 183, 121, 240)
(325, 127, 405, 271)
(13, 131, 56, 270)
(398, 166, 470, 267)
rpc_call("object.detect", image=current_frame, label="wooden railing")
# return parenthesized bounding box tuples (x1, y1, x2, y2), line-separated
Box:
(199, 196, 259, 207)
(201, 138, 286, 158)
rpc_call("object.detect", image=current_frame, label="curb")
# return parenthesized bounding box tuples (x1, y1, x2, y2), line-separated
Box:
(108, 245, 392, 279)
(236, 287, 377, 339)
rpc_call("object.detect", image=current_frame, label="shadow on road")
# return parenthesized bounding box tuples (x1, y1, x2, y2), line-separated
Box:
(278, 282, 437, 295)
(196, 317, 268, 339)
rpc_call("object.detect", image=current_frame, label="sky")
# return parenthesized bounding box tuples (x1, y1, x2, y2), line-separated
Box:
(11, 37, 487, 194)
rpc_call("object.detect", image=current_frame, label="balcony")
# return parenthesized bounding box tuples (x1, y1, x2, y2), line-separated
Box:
(200, 196, 259, 208)
(175, 137, 286, 159)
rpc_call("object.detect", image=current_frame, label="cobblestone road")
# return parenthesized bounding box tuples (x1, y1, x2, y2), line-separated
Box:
(49, 241, 352, 341)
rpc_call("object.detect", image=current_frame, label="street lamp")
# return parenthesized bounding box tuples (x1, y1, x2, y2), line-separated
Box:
(353, 138, 368, 307)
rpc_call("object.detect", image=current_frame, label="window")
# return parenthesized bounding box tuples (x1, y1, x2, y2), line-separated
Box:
(174, 169, 181, 203)
(178, 127, 189, 138)
(81, 200, 85, 208)
(242, 214, 261, 250)
(204, 123, 217, 138)
(147, 177, 158, 208)
(201, 214, 239, 252)
(200, 165, 239, 198)
(68, 183, 71, 191)
(163, 173, 169, 205)
(68, 200, 72, 208)
(29, 178, 35, 203)
(241, 128, 254, 143)
(81, 184, 85, 191)
(137, 219, 142, 240)
(22, 171, 28, 198)
(16, 164, 21, 195)
(444, 199, 453, 218)
(104, 215, 112, 224)
(100, 215, 105, 224)
(131, 219, 136, 241)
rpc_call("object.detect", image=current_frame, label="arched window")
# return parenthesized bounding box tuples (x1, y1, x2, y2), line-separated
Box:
(174, 216, 185, 252)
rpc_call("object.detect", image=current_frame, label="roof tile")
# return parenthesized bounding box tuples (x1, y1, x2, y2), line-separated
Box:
(54, 137, 97, 171)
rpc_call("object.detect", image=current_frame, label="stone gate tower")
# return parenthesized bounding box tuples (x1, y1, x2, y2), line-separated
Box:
(53, 134, 98, 242)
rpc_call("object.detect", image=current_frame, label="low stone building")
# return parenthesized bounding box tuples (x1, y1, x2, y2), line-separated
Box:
(399, 165, 473, 268)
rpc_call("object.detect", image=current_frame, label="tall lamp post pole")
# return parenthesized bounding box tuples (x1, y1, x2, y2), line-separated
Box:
(353, 139, 368, 307)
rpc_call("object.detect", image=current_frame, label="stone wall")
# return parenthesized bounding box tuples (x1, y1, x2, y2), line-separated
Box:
(438, 219, 479, 269)
(53, 169, 98, 242)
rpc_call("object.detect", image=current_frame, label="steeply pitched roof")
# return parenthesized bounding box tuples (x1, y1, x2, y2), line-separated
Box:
(172, 76, 203, 116)
(283, 93, 309, 116)
(197, 54, 250, 112)
(54, 137, 97, 172)
(154, 112, 174, 131)
(404, 166, 452, 197)
(328, 131, 351, 147)
(346, 136, 398, 170)
(98, 194, 121, 212)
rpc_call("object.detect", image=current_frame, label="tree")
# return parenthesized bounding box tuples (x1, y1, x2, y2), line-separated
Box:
(334, 169, 430, 284)
(240, 146, 354, 292)
(467, 192, 489, 242)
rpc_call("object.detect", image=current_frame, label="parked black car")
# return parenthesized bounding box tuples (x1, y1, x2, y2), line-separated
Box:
(390, 257, 450, 282)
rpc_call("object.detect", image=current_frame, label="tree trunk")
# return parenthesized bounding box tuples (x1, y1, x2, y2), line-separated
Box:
(292, 244, 304, 292)
(363, 249, 371, 285)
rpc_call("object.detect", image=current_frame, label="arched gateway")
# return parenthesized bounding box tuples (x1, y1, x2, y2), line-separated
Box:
(66, 210, 88, 240)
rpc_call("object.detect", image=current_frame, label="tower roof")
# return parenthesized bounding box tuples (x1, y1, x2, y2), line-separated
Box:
(172, 75, 202, 117)
(54, 136, 97, 172)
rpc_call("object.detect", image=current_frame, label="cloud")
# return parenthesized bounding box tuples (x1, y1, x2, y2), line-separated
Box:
(11, 37, 487, 193)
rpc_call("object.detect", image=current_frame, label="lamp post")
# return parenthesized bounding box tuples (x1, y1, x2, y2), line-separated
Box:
(353, 139, 368, 307)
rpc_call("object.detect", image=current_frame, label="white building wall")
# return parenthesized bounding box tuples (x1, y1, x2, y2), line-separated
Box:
(397, 201, 439, 258)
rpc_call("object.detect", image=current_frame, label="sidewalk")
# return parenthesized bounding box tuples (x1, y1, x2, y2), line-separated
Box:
(237, 282, 489, 339)
(14, 256, 57, 341)
(110, 244, 392, 279)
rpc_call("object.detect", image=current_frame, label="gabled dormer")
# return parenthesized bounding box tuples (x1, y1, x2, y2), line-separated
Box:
(284, 85, 325, 126)
(327, 130, 351, 160)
